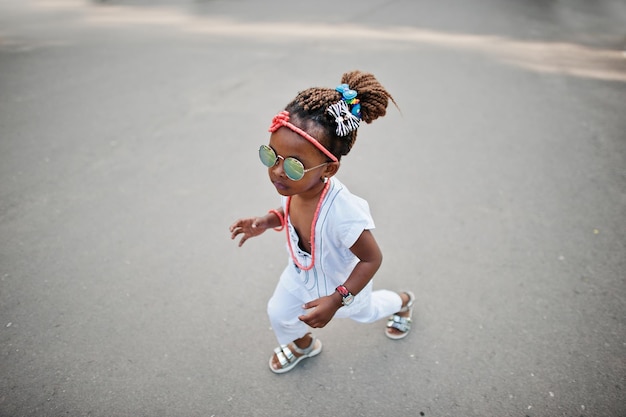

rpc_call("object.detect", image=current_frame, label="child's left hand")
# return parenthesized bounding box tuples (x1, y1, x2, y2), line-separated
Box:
(298, 295, 342, 328)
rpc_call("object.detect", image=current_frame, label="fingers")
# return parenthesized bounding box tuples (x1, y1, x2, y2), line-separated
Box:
(298, 306, 313, 325)
(298, 315, 327, 329)
(230, 226, 243, 241)
(229, 219, 244, 232)
(230, 224, 255, 247)
(229, 224, 242, 240)
(298, 313, 317, 328)
(298, 296, 338, 328)
(229, 219, 250, 240)
(231, 224, 248, 244)
(229, 218, 259, 235)
(298, 305, 323, 328)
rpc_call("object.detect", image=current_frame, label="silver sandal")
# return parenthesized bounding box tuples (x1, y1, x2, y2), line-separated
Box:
(385, 291, 415, 340)
(269, 334, 323, 374)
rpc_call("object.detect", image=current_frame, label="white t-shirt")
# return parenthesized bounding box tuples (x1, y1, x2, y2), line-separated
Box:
(278, 177, 375, 316)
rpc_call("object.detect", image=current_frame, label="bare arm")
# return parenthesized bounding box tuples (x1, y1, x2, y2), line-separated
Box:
(298, 229, 383, 328)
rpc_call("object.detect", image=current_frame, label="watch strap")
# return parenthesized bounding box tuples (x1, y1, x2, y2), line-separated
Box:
(336, 285, 349, 297)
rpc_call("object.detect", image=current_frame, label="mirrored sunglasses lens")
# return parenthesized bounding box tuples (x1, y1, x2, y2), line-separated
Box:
(283, 158, 305, 181)
(259, 145, 276, 167)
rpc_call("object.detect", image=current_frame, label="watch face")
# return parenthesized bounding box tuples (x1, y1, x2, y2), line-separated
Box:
(343, 294, 354, 306)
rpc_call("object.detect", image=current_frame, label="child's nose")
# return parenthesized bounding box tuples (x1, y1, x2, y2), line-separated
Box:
(271, 157, 286, 177)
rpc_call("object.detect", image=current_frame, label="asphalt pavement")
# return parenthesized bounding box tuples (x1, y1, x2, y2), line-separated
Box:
(1, 1, 625, 416)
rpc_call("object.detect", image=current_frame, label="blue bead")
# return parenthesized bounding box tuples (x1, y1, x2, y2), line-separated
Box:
(335, 84, 349, 93)
(351, 103, 361, 116)
(343, 89, 357, 100)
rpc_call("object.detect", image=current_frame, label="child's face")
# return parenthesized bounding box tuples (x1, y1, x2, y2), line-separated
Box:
(265, 127, 336, 197)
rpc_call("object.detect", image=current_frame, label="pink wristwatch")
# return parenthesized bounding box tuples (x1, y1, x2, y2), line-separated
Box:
(336, 285, 354, 306)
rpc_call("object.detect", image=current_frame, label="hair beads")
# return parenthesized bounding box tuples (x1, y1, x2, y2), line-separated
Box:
(284, 70, 396, 160)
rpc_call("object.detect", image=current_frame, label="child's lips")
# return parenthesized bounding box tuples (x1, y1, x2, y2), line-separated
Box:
(273, 180, 288, 191)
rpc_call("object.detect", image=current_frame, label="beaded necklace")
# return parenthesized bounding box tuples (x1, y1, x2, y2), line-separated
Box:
(284, 180, 331, 271)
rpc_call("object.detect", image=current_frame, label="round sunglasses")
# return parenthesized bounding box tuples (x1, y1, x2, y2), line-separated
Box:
(259, 145, 329, 181)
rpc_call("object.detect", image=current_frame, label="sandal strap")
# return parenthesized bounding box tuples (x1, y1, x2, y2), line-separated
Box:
(290, 335, 317, 355)
(398, 291, 415, 313)
(387, 315, 412, 333)
(274, 345, 295, 366)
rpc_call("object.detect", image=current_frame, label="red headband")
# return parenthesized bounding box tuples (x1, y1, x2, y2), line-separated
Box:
(268, 111, 339, 163)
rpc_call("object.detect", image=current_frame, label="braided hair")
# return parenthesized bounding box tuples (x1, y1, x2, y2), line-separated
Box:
(284, 70, 396, 160)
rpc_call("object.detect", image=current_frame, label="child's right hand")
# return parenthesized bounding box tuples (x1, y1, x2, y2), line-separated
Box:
(229, 217, 268, 247)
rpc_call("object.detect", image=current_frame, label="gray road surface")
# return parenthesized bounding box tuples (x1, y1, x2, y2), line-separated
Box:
(1, 1, 625, 416)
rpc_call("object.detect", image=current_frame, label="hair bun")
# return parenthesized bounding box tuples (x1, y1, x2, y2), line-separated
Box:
(283, 70, 396, 159)
(340, 70, 396, 124)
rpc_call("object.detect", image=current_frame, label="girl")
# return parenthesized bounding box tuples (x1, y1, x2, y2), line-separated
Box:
(229, 70, 414, 374)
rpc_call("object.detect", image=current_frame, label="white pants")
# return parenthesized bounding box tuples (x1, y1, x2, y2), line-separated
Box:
(267, 281, 403, 345)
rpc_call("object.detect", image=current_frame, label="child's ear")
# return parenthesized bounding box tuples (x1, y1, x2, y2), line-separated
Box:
(323, 161, 340, 178)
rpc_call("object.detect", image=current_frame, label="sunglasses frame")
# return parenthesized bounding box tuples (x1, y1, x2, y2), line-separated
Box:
(259, 144, 329, 181)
